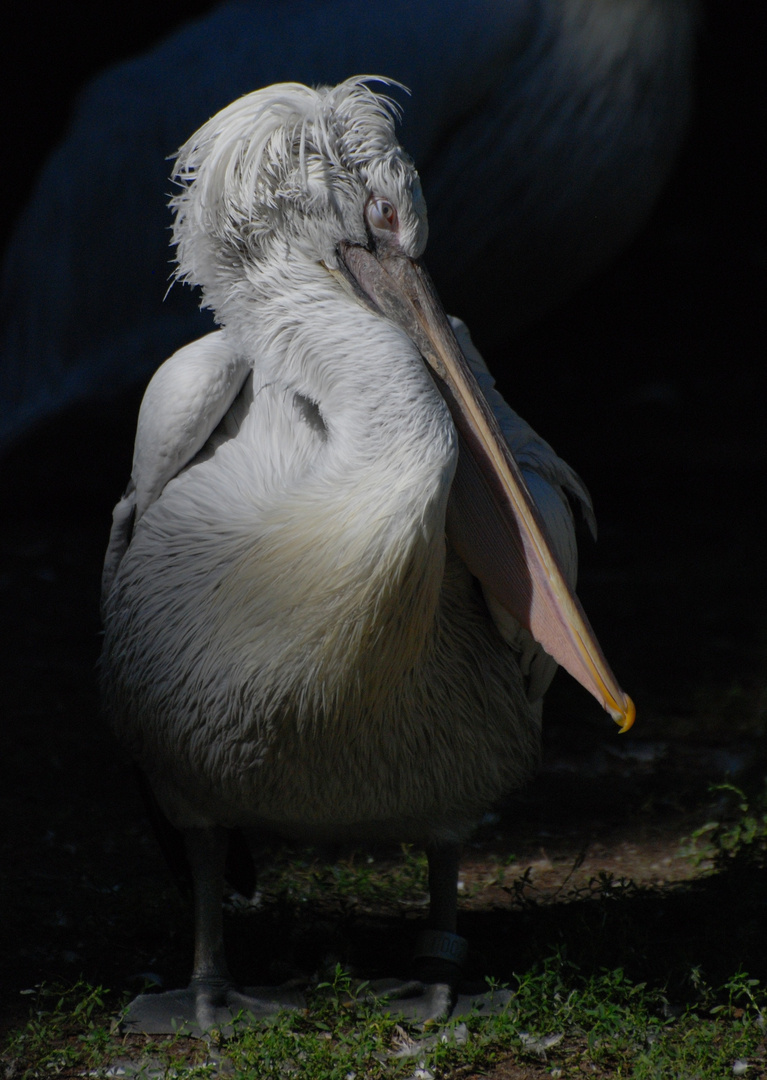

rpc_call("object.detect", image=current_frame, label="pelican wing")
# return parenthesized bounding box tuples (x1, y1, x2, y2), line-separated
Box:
(130, 331, 251, 520)
(101, 330, 250, 608)
(447, 317, 595, 705)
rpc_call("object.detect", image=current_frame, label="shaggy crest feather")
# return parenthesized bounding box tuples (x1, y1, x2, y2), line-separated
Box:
(170, 76, 415, 302)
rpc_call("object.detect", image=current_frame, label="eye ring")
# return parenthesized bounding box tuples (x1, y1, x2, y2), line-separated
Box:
(366, 197, 398, 232)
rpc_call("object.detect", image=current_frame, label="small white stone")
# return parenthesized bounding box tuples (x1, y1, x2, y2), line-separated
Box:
(518, 1031, 564, 1059)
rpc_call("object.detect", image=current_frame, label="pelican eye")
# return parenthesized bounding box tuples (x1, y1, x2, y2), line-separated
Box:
(366, 197, 398, 232)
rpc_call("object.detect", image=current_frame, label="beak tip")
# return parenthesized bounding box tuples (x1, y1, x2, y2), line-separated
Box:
(614, 693, 636, 734)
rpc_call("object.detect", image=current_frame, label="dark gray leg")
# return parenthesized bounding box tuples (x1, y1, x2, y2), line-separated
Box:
(416, 844, 465, 959)
(426, 843, 460, 932)
(370, 843, 465, 1022)
(187, 826, 230, 983)
(185, 826, 233, 1029)
(407, 844, 465, 1018)
(413, 844, 467, 973)
(411, 842, 510, 1020)
(120, 826, 303, 1034)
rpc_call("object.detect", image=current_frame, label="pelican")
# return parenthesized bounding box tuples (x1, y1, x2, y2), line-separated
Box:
(100, 77, 634, 1034)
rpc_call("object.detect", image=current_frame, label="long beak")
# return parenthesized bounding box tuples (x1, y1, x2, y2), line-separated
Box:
(333, 242, 634, 732)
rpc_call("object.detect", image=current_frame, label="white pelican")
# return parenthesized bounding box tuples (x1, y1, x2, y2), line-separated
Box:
(100, 77, 634, 1034)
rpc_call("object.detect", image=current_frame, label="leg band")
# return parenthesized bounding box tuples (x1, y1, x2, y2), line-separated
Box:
(413, 929, 468, 968)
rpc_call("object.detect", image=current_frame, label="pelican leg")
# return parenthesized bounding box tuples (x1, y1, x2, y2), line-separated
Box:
(185, 825, 237, 1030)
(426, 842, 460, 933)
(368, 843, 462, 1022)
(121, 826, 304, 1035)
(408, 843, 465, 1021)
(188, 826, 230, 977)
(372, 843, 511, 1023)
(413, 843, 465, 981)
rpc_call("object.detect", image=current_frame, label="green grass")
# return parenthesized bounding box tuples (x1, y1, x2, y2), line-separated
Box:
(686, 782, 767, 869)
(5, 798, 767, 1079)
(2, 983, 116, 1078)
(3, 963, 767, 1079)
(254, 842, 430, 909)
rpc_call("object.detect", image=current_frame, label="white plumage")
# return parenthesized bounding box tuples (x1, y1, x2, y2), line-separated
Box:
(100, 78, 631, 1033)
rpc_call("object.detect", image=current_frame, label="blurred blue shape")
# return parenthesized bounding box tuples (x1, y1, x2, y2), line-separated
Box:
(0, 0, 695, 449)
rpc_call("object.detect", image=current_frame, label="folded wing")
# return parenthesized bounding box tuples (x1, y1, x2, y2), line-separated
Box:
(101, 331, 250, 609)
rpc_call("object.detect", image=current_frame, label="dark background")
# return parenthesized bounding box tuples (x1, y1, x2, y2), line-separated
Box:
(1, 0, 764, 1034)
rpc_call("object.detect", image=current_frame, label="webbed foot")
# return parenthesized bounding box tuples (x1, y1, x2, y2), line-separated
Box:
(366, 977, 512, 1024)
(363, 930, 511, 1023)
(121, 979, 305, 1036)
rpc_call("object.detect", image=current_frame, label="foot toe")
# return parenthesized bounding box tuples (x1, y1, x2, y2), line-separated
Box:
(366, 979, 454, 1023)
(366, 978, 513, 1024)
(121, 983, 304, 1035)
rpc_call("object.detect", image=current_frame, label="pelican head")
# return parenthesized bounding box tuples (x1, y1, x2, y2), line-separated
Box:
(170, 79, 427, 314)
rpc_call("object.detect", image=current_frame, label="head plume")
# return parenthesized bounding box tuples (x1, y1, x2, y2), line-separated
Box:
(170, 77, 417, 299)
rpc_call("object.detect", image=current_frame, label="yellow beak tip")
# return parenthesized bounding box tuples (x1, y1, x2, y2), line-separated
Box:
(615, 694, 636, 734)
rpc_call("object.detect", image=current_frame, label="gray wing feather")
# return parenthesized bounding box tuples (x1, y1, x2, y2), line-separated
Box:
(100, 330, 250, 609)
